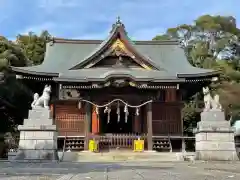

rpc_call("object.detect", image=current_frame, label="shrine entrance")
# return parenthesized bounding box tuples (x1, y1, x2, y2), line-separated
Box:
(80, 98, 152, 151)
(99, 106, 134, 134)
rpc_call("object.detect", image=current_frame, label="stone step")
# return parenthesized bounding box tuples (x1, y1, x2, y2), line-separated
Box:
(19, 131, 58, 140)
(58, 151, 190, 162)
(28, 109, 51, 120)
(13, 149, 58, 161)
(24, 118, 53, 126)
(18, 125, 57, 131)
(201, 111, 225, 121)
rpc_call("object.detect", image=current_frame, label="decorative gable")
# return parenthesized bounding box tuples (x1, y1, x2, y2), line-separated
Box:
(69, 17, 159, 71)
(91, 56, 143, 68)
(85, 38, 150, 69)
(111, 39, 126, 51)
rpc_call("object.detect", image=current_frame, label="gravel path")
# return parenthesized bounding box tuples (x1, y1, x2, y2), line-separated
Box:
(0, 161, 240, 179)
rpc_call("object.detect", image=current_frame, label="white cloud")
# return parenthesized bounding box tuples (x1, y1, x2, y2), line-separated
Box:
(1, 0, 240, 40)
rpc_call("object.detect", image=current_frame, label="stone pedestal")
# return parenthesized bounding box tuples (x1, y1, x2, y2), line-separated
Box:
(195, 111, 238, 161)
(13, 108, 58, 162)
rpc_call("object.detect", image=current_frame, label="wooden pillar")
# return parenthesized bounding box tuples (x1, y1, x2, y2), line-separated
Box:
(84, 102, 91, 150)
(147, 103, 153, 151)
(52, 83, 59, 124)
(165, 88, 176, 102)
(134, 115, 140, 133)
(92, 106, 99, 134)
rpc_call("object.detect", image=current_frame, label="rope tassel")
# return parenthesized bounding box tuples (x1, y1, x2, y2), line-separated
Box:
(136, 108, 139, 116)
(107, 107, 111, 124)
(104, 106, 108, 113)
(124, 104, 128, 113)
(117, 102, 120, 122)
(95, 106, 99, 115)
(78, 101, 82, 109)
(124, 104, 129, 123)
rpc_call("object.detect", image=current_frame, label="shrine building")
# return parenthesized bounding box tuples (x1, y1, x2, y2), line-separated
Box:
(11, 18, 219, 152)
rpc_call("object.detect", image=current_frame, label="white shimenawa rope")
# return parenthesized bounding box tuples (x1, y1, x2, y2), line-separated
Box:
(78, 98, 152, 108)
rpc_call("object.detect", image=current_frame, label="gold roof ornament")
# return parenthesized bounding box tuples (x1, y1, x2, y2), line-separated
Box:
(110, 39, 127, 52)
(129, 81, 136, 87)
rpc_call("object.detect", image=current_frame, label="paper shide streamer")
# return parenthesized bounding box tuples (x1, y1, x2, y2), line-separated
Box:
(77, 99, 152, 123)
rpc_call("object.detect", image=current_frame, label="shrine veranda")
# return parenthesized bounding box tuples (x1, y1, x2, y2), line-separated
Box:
(11, 19, 219, 152)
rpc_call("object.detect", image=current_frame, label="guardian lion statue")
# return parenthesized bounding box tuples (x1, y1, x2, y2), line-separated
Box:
(202, 86, 222, 111)
(31, 85, 51, 109)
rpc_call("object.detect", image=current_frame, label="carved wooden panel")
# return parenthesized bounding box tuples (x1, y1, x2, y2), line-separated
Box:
(59, 89, 80, 100)
(55, 101, 86, 136)
(92, 56, 141, 68)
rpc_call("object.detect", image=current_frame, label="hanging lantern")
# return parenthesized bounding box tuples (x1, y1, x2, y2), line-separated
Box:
(78, 101, 82, 109)
(135, 107, 139, 116)
(124, 104, 128, 123)
(117, 101, 120, 122)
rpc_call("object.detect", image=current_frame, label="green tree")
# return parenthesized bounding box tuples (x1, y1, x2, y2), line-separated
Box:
(16, 30, 51, 65)
(0, 36, 31, 150)
(0, 39, 28, 72)
(153, 14, 240, 134)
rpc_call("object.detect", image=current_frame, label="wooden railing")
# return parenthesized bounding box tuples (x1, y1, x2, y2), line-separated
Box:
(90, 133, 147, 151)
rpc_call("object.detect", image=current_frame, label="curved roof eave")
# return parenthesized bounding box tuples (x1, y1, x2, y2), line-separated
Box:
(69, 26, 119, 70)
(53, 77, 186, 83)
(10, 66, 59, 76)
(177, 70, 220, 78)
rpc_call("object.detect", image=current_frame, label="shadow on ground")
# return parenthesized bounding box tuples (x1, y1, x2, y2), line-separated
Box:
(1, 161, 175, 175)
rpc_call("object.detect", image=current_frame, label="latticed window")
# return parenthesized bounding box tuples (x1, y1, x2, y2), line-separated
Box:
(55, 102, 85, 136)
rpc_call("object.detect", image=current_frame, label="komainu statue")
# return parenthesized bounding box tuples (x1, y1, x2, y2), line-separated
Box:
(202, 86, 222, 111)
(31, 85, 51, 109)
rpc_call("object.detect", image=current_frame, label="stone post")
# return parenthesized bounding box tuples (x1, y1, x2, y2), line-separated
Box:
(195, 111, 238, 161)
(13, 108, 58, 162)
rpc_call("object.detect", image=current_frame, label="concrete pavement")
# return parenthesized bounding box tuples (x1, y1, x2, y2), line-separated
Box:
(0, 161, 240, 179)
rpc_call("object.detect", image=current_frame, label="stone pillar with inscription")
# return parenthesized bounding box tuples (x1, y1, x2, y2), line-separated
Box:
(195, 87, 238, 161)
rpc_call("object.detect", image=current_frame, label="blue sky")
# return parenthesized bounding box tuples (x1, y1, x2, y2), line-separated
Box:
(0, 0, 239, 40)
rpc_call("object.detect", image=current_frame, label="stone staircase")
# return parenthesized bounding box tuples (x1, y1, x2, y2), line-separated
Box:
(58, 151, 190, 162)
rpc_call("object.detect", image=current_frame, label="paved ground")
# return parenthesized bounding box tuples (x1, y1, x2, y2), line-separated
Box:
(0, 161, 240, 179)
